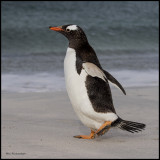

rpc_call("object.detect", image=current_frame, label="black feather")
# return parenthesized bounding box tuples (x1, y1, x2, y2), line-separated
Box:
(111, 117, 146, 133)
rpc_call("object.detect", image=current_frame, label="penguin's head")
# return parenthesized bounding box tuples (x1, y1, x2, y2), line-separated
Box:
(49, 24, 88, 44)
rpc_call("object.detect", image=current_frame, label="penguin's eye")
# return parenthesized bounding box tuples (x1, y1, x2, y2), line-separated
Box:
(66, 28, 70, 32)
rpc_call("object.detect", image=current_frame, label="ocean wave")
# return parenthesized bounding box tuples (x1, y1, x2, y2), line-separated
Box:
(2, 70, 158, 93)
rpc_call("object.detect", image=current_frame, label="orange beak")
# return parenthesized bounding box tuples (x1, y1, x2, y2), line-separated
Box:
(49, 26, 64, 31)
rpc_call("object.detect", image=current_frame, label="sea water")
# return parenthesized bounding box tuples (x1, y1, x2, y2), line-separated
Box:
(2, 1, 159, 92)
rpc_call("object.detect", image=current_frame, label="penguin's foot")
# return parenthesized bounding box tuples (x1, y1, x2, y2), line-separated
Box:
(97, 127, 110, 136)
(95, 121, 112, 136)
(74, 130, 95, 139)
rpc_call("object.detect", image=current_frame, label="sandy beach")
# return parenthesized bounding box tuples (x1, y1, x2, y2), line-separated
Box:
(2, 86, 159, 158)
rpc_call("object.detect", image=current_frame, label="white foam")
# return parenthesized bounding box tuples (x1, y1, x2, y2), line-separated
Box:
(2, 73, 65, 93)
(1, 70, 158, 93)
(107, 69, 158, 88)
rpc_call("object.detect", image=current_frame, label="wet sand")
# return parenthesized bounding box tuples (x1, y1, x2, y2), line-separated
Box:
(2, 86, 159, 158)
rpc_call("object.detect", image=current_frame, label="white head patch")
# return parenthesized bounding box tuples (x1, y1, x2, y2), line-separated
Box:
(66, 25, 78, 31)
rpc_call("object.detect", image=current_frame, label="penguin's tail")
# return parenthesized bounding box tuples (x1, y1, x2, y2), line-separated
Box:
(111, 117, 146, 133)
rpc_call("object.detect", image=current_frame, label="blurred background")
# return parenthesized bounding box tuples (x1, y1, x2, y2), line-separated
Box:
(2, 1, 159, 92)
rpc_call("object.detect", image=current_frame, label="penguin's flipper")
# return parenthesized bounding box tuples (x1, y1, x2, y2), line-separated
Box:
(82, 62, 126, 95)
(103, 70, 126, 95)
(82, 62, 107, 82)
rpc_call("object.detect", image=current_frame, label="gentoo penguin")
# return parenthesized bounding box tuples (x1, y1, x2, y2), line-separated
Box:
(49, 24, 145, 139)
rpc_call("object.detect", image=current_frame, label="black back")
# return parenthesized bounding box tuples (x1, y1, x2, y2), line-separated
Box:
(72, 41, 116, 114)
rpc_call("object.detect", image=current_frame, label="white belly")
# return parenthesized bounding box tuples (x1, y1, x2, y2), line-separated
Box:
(64, 47, 117, 130)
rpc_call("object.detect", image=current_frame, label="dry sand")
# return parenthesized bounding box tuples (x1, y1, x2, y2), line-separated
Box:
(2, 86, 159, 158)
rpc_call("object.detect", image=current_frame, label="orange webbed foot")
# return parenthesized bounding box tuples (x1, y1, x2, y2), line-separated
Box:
(95, 121, 112, 136)
(74, 130, 95, 139)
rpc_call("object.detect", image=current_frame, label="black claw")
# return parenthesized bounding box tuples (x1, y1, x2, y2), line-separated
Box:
(73, 135, 82, 139)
